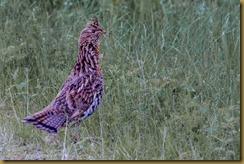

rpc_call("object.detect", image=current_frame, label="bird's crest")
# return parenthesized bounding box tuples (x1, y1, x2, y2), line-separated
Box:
(86, 17, 99, 28)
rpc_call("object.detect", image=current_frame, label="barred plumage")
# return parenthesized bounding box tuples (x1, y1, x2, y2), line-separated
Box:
(22, 18, 106, 134)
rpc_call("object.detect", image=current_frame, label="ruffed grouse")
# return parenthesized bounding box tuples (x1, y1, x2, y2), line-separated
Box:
(22, 18, 106, 134)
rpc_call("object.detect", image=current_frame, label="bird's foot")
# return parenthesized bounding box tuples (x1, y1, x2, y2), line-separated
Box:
(43, 133, 59, 144)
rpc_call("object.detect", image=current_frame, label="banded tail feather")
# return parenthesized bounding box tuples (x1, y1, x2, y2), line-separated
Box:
(22, 111, 66, 134)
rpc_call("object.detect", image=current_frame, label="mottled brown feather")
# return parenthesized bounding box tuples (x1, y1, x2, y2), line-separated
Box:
(22, 18, 106, 134)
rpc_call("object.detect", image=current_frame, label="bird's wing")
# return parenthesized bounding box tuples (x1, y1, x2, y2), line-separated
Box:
(64, 74, 103, 120)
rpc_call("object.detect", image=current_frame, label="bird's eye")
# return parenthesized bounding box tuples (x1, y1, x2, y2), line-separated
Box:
(91, 29, 96, 33)
(94, 21, 98, 27)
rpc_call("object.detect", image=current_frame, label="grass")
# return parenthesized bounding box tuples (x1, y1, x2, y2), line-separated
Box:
(0, 0, 240, 160)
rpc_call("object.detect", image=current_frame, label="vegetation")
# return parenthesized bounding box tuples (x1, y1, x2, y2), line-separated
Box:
(0, 0, 240, 160)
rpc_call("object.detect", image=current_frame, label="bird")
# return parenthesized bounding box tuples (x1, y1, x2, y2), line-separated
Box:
(22, 17, 106, 134)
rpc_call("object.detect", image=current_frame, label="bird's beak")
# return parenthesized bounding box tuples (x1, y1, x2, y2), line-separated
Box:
(96, 26, 106, 35)
(100, 29, 106, 34)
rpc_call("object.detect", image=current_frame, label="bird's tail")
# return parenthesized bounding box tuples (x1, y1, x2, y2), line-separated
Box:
(22, 108, 66, 134)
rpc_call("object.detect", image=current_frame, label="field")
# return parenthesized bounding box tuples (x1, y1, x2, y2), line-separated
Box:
(0, 0, 240, 160)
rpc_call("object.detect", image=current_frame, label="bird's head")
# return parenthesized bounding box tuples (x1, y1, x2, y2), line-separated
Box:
(79, 17, 106, 46)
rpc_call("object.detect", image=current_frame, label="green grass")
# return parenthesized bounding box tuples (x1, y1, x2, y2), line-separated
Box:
(0, 0, 240, 160)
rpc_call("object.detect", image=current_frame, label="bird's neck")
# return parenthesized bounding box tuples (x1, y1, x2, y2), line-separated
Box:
(72, 43, 101, 76)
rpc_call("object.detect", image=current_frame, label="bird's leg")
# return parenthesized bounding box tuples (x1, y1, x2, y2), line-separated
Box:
(71, 120, 82, 142)
(43, 133, 58, 143)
